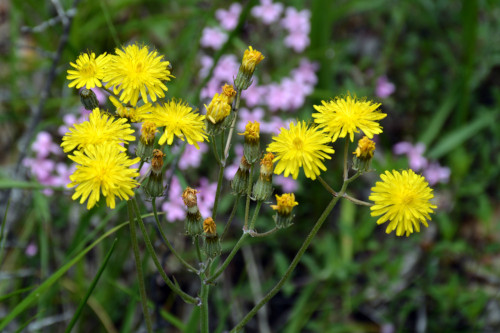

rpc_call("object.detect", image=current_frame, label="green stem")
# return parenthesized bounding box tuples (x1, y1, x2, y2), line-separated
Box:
(230, 173, 360, 332)
(343, 140, 350, 181)
(248, 201, 262, 230)
(223, 91, 242, 162)
(318, 175, 337, 196)
(210, 135, 221, 165)
(244, 164, 255, 230)
(212, 158, 225, 220)
(127, 201, 153, 333)
(152, 198, 196, 272)
(200, 261, 212, 333)
(248, 227, 279, 238)
(221, 195, 240, 241)
(195, 235, 203, 263)
(343, 193, 372, 206)
(131, 198, 198, 304)
(206, 233, 248, 284)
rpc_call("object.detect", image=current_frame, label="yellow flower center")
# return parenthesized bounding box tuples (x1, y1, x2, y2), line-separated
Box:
(81, 63, 96, 77)
(293, 138, 303, 150)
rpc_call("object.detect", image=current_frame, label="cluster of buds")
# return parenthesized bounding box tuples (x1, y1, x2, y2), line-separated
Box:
(182, 187, 204, 237)
(352, 136, 376, 172)
(271, 193, 298, 228)
(143, 149, 165, 198)
(253, 152, 274, 201)
(136, 121, 158, 161)
(205, 84, 237, 134)
(234, 46, 265, 91)
(203, 217, 221, 259)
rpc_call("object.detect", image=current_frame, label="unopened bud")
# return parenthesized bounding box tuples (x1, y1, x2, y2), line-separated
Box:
(80, 88, 99, 110)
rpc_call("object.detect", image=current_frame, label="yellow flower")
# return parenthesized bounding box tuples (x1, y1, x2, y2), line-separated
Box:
(270, 193, 298, 216)
(267, 121, 335, 180)
(238, 121, 260, 143)
(221, 83, 237, 105)
(369, 169, 437, 237)
(203, 217, 217, 236)
(144, 99, 207, 149)
(61, 108, 135, 153)
(103, 44, 173, 106)
(353, 136, 376, 159)
(67, 52, 110, 89)
(68, 144, 140, 209)
(205, 93, 231, 124)
(313, 93, 387, 142)
(241, 46, 264, 74)
(109, 96, 152, 123)
(140, 121, 158, 144)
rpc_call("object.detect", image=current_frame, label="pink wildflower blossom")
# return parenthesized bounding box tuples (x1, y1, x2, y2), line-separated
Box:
(251, 0, 284, 24)
(376, 76, 395, 98)
(162, 176, 185, 222)
(216, 3, 242, 31)
(423, 162, 451, 186)
(200, 26, 228, 50)
(393, 142, 428, 170)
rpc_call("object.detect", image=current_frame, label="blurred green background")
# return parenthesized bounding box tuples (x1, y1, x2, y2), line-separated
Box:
(1, 0, 500, 332)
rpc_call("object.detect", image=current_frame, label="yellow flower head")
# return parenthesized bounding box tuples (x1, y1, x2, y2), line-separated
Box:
(203, 217, 217, 236)
(182, 187, 199, 207)
(221, 83, 237, 105)
(260, 152, 275, 176)
(238, 121, 260, 143)
(140, 121, 158, 144)
(110, 96, 152, 123)
(205, 93, 231, 124)
(369, 169, 437, 237)
(68, 144, 140, 209)
(103, 44, 174, 106)
(144, 99, 207, 149)
(61, 108, 135, 153)
(267, 121, 335, 180)
(353, 136, 376, 159)
(241, 46, 264, 74)
(313, 93, 387, 142)
(270, 193, 298, 216)
(67, 52, 110, 89)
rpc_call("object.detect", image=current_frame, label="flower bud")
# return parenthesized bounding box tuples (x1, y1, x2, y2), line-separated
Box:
(221, 83, 237, 106)
(231, 156, 251, 195)
(183, 187, 204, 237)
(110, 96, 152, 123)
(271, 193, 298, 228)
(352, 136, 376, 172)
(136, 121, 158, 161)
(252, 152, 274, 201)
(205, 93, 232, 135)
(80, 88, 99, 110)
(238, 121, 260, 164)
(151, 149, 165, 175)
(234, 46, 264, 91)
(203, 217, 221, 258)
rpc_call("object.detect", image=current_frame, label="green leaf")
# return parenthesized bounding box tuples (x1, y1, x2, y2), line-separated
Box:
(65, 238, 118, 333)
(427, 111, 496, 159)
(0, 222, 129, 330)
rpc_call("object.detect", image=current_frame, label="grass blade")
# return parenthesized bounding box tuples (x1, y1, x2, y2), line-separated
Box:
(65, 238, 118, 333)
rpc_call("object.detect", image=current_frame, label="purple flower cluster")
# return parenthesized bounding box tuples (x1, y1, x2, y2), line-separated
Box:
(393, 142, 451, 185)
(375, 76, 395, 98)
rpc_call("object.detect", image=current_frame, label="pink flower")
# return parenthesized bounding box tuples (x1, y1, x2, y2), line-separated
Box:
(178, 142, 208, 170)
(224, 144, 244, 180)
(260, 116, 290, 135)
(291, 58, 319, 86)
(213, 55, 239, 82)
(274, 175, 299, 192)
(376, 76, 395, 98)
(393, 142, 428, 171)
(199, 55, 214, 79)
(201, 78, 222, 100)
(25, 243, 38, 257)
(197, 177, 217, 218)
(266, 83, 288, 112)
(53, 162, 76, 187)
(242, 81, 264, 107)
(216, 3, 242, 31)
(200, 27, 228, 50)
(284, 31, 310, 52)
(281, 8, 311, 34)
(423, 162, 451, 186)
(251, 0, 284, 24)
(32, 131, 61, 159)
(162, 176, 185, 222)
